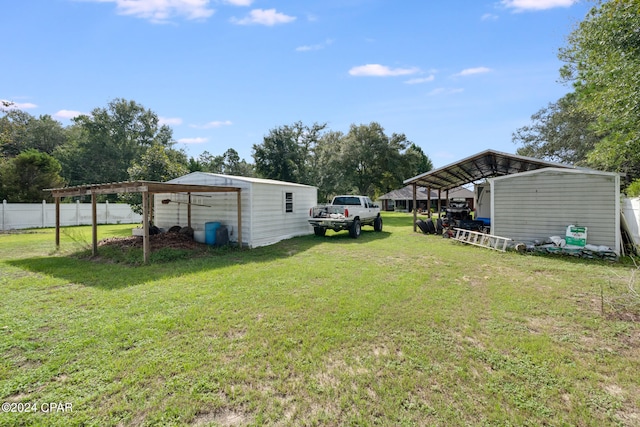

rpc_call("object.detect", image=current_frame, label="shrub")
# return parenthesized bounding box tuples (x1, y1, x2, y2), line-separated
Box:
(626, 179, 640, 197)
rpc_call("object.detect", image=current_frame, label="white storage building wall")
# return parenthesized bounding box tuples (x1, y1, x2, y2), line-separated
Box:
(153, 173, 317, 248)
(490, 168, 620, 252)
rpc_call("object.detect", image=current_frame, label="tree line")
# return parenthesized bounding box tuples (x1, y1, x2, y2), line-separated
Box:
(0, 98, 432, 203)
(512, 0, 640, 195)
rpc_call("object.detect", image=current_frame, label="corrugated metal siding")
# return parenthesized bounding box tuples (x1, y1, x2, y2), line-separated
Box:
(154, 191, 251, 243)
(249, 183, 316, 247)
(153, 172, 316, 248)
(491, 169, 619, 249)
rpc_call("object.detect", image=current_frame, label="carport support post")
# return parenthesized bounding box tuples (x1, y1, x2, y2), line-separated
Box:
(91, 192, 98, 256)
(187, 192, 192, 229)
(236, 190, 242, 248)
(55, 196, 60, 250)
(142, 191, 150, 264)
(149, 193, 154, 226)
(427, 186, 431, 220)
(412, 183, 417, 232)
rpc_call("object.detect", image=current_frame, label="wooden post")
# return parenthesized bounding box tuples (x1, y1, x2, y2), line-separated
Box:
(55, 196, 60, 250)
(149, 192, 154, 226)
(444, 190, 449, 213)
(142, 191, 150, 264)
(91, 192, 98, 256)
(236, 190, 242, 248)
(427, 186, 431, 221)
(187, 192, 192, 229)
(412, 183, 417, 232)
(437, 189, 442, 215)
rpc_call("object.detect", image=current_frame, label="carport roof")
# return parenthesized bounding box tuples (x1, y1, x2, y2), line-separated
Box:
(47, 180, 240, 198)
(378, 185, 473, 201)
(403, 149, 574, 191)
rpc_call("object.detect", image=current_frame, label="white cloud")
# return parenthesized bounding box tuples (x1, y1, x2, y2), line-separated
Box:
(296, 45, 314, 52)
(159, 116, 183, 126)
(191, 120, 232, 129)
(222, 0, 252, 6)
(53, 109, 84, 120)
(428, 88, 464, 96)
(296, 39, 334, 52)
(404, 75, 435, 85)
(84, 0, 215, 23)
(349, 64, 420, 77)
(1, 100, 38, 110)
(481, 13, 499, 21)
(502, 0, 577, 12)
(178, 137, 208, 144)
(454, 67, 492, 77)
(231, 8, 296, 26)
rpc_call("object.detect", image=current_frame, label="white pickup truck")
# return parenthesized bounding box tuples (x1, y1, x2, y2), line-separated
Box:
(308, 195, 382, 238)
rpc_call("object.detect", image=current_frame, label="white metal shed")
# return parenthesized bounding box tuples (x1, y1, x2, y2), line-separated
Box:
(154, 172, 317, 248)
(489, 168, 620, 252)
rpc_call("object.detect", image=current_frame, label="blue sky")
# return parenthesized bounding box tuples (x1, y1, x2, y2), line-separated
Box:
(2, 0, 593, 169)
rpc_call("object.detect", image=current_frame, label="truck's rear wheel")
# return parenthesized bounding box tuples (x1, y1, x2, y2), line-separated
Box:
(374, 215, 383, 232)
(314, 227, 326, 237)
(349, 219, 361, 238)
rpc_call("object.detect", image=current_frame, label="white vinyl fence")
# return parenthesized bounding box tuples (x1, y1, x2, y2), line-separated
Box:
(623, 197, 640, 247)
(1, 200, 142, 231)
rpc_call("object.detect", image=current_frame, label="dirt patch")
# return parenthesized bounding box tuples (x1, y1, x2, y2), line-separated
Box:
(98, 232, 205, 251)
(192, 409, 249, 426)
(606, 310, 640, 323)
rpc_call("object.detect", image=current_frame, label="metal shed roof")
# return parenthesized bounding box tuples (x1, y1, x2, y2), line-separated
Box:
(403, 149, 574, 191)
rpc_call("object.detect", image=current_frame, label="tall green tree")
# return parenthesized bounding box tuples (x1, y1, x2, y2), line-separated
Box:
(313, 130, 346, 201)
(512, 93, 601, 165)
(252, 121, 327, 184)
(0, 109, 30, 157)
(121, 143, 189, 214)
(558, 0, 640, 178)
(221, 148, 255, 176)
(127, 144, 188, 183)
(253, 121, 431, 199)
(339, 122, 416, 197)
(0, 110, 67, 158)
(196, 150, 224, 173)
(189, 148, 254, 176)
(0, 149, 65, 202)
(403, 143, 433, 180)
(59, 98, 174, 185)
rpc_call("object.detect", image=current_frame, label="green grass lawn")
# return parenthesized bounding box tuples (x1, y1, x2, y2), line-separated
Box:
(1, 213, 638, 426)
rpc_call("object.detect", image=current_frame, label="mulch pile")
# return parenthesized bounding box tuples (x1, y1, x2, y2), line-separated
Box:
(98, 231, 204, 251)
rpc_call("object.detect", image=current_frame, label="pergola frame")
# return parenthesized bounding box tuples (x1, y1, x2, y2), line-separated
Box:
(48, 181, 242, 264)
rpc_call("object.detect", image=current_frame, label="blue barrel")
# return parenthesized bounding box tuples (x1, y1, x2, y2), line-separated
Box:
(476, 217, 491, 226)
(205, 222, 221, 245)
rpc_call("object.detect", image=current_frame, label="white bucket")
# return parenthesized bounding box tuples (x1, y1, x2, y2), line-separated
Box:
(193, 230, 206, 243)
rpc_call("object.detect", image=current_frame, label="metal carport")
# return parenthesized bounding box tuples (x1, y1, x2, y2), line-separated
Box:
(403, 149, 574, 231)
